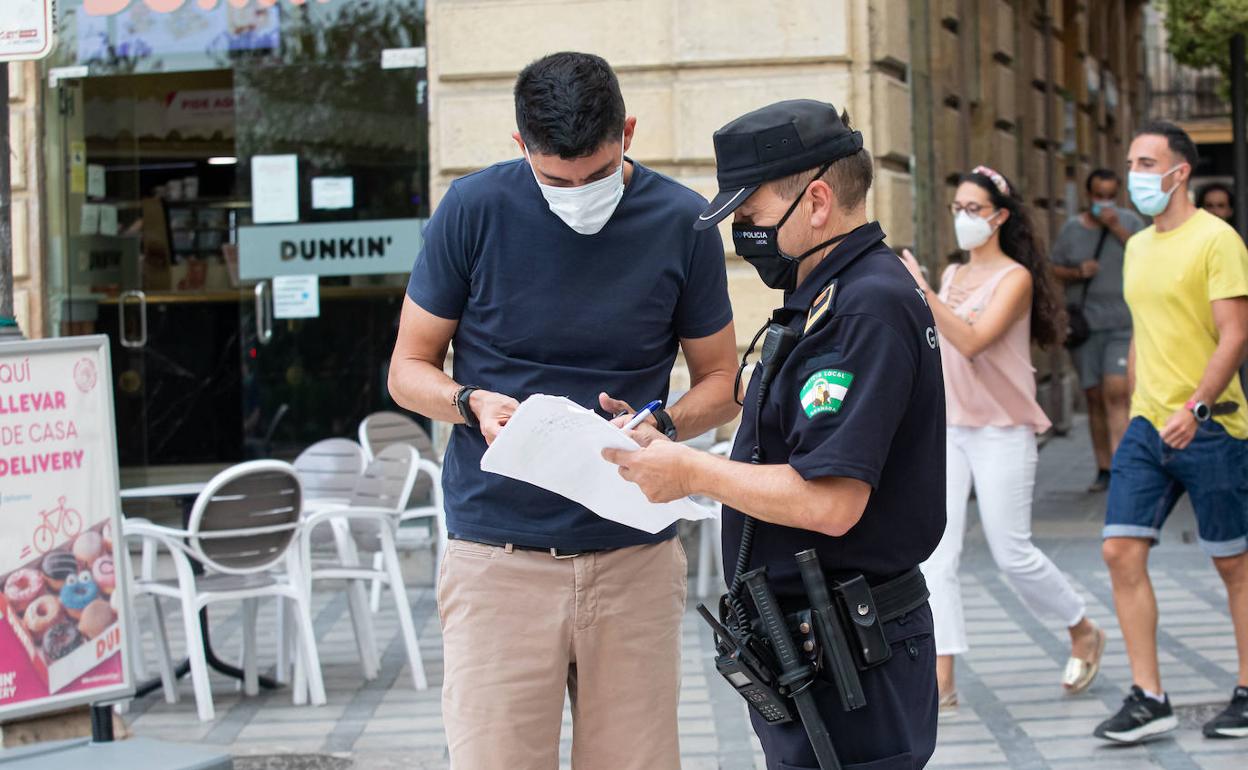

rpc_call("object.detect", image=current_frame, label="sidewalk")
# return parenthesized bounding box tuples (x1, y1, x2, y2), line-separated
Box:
(122, 418, 1245, 768)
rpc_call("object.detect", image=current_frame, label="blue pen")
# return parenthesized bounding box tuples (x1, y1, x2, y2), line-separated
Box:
(622, 400, 663, 431)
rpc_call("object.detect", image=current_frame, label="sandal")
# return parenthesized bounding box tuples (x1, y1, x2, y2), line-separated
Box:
(938, 689, 959, 717)
(1062, 622, 1106, 694)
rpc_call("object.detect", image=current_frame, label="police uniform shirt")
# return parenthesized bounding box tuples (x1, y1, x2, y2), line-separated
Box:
(722, 222, 947, 597)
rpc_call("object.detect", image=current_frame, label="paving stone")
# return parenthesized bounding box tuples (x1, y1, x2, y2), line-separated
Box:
(116, 419, 1236, 769)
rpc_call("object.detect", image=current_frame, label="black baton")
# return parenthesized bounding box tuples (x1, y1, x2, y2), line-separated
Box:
(743, 568, 842, 770)
(796, 549, 867, 712)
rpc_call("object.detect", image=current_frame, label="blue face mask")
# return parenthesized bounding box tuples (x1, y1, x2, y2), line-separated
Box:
(1128, 165, 1183, 217)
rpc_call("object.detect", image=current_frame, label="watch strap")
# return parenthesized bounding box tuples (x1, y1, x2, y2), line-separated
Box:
(456, 385, 481, 429)
(652, 407, 678, 440)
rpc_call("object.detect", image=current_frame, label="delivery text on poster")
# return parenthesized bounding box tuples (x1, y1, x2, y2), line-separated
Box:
(0, 338, 131, 721)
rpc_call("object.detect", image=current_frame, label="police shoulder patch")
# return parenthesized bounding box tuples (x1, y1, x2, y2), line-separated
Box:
(805, 281, 837, 335)
(799, 368, 854, 418)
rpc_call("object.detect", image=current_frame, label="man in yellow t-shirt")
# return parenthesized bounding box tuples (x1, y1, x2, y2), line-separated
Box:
(1096, 121, 1248, 745)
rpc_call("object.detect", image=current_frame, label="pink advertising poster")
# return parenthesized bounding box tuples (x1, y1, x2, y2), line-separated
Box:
(0, 337, 131, 722)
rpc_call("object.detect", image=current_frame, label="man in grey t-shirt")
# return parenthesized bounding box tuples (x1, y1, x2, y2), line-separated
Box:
(1051, 169, 1145, 492)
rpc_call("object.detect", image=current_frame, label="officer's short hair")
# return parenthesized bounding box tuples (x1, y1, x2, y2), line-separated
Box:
(515, 52, 626, 159)
(771, 112, 873, 211)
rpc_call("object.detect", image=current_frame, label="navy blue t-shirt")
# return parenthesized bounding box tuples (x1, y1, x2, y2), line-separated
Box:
(407, 158, 732, 550)
(722, 223, 947, 597)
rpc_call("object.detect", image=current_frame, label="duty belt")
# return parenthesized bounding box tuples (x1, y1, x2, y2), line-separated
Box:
(854, 567, 929, 624)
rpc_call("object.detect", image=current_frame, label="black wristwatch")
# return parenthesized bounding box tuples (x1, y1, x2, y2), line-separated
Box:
(652, 407, 679, 441)
(455, 385, 481, 429)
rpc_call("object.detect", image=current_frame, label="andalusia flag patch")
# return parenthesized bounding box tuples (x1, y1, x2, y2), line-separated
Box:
(800, 369, 854, 418)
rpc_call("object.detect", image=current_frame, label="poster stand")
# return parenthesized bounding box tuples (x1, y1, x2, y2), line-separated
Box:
(0, 338, 230, 768)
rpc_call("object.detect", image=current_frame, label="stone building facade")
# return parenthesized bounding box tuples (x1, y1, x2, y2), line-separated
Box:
(425, 0, 1148, 357)
(425, 0, 916, 345)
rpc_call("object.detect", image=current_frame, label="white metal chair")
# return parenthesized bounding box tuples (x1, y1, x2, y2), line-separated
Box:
(124, 460, 327, 721)
(695, 439, 732, 599)
(358, 411, 447, 608)
(664, 390, 726, 599)
(294, 437, 367, 507)
(287, 444, 430, 694)
(271, 438, 369, 685)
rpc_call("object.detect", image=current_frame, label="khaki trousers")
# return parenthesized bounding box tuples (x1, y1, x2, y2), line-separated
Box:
(438, 536, 687, 770)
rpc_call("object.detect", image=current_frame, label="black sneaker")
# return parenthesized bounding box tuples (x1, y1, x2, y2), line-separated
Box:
(1088, 469, 1111, 493)
(1203, 686, 1248, 739)
(1093, 686, 1178, 743)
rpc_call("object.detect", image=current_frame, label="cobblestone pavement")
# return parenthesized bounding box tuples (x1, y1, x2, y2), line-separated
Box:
(123, 418, 1246, 768)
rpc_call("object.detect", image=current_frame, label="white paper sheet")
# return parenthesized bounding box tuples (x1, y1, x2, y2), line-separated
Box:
(480, 395, 716, 534)
(311, 176, 354, 210)
(251, 154, 299, 224)
(98, 204, 119, 237)
(272, 274, 320, 319)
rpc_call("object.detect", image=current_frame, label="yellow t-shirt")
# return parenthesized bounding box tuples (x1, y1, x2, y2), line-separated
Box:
(1123, 209, 1248, 439)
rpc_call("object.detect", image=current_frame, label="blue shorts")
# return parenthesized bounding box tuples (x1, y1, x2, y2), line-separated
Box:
(1104, 417, 1248, 557)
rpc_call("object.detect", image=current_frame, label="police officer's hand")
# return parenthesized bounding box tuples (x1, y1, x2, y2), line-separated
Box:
(1160, 407, 1198, 450)
(900, 249, 932, 294)
(625, 423, 668, 447)
(470, 390, 520, 445)
(602, 440, 694, 503)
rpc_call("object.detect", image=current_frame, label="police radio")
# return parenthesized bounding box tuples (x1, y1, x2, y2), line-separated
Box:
(697, 604, 792, 724)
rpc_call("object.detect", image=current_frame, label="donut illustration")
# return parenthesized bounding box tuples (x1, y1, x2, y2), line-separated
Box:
(74, 357, 98, 393)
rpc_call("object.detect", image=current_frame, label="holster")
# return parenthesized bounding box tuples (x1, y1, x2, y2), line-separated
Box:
(833, 568, 930, 671)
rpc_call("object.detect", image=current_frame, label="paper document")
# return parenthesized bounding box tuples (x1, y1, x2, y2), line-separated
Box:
(480, 395, 716, 534)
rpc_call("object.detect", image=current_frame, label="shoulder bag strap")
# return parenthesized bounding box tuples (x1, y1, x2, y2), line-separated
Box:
(1079, 227, 1111, 308)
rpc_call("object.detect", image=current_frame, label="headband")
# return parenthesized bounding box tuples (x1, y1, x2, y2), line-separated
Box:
(971, 165, 1010, 196)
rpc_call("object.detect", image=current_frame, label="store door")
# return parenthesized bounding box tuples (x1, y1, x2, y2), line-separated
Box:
(52, 70, 254, 486)
(234, 58, 429, 460)
(49, 64, 428, 484)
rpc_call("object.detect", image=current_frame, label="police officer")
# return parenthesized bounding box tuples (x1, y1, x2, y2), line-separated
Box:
(603, 100, 946, 768)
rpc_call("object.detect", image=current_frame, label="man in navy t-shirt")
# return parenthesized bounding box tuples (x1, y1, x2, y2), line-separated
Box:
(388, 52, 738, 769)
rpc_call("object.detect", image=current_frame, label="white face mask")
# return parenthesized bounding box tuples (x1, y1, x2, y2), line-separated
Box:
(527, 137, 625, 235)
(954, 210, 999, 251)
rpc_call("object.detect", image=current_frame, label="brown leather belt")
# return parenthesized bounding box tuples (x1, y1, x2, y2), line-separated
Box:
(447, 533, 603, 559)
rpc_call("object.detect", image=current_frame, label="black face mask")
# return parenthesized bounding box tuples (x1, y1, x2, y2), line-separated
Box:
(730, 164, 849, 292)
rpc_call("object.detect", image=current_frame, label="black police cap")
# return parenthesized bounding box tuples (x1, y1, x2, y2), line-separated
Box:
(694, 99, 864, 231)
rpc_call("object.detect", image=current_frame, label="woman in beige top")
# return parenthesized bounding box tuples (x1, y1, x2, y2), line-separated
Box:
(902, 166, 1105, 713)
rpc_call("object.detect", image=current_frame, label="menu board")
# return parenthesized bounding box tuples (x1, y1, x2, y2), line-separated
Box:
(0, 337, 132, 722)
(0, 0, 55, 62)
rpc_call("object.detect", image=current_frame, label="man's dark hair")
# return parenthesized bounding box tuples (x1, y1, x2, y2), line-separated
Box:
(514, 52, 626, 159)
(1134, 120, 1199, 168)
(1085, 168, 1120, 193)
(1196, 181, 1234, 209)
(772, 111, 873, 210)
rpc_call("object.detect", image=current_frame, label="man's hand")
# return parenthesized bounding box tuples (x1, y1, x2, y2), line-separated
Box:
(1095, 205, 1120, 229)
(1159, 408, 1198, 450)
(471, 390, 519, 445)
(1079, 259, 1100, 279)
(602, 440, 695, 503)
(598, 392, 648, 429)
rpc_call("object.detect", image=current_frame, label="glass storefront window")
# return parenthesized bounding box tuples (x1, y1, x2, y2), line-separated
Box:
(43, 0, 430, 484)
